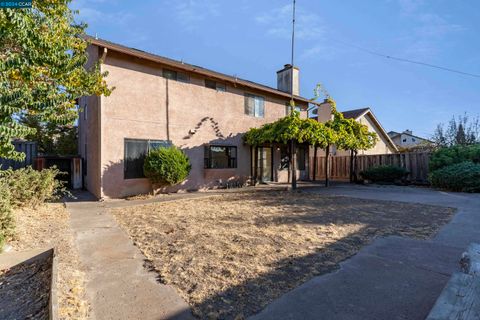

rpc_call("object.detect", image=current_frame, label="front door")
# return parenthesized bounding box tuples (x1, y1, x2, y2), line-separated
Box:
(257, 147, 273, 182)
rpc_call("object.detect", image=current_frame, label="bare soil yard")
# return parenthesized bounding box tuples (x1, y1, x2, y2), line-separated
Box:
(111, 191, 455, 319)
(11, 203, 88, 320)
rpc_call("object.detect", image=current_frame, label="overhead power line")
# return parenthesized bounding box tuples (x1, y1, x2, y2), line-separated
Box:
(333, 39, 480, 79)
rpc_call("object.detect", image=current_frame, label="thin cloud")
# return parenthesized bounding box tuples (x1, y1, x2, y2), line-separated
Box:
(394, 0, 465, 59)
(170, 0, 220, 31)
(72, 0, 133, 26)
(255, 4, 325, 40)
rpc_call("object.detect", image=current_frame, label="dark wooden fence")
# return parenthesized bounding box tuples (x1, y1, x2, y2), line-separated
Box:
(0, 141, 38, 170)
(311, 152, 431, 184)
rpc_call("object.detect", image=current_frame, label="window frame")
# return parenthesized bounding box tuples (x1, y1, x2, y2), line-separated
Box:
(244, 93, 265, 118)
(124, 138, 172, 180)
(205, 79, 226, 92)
(163, 68, 190, 83)
(204, 145, 238, 169)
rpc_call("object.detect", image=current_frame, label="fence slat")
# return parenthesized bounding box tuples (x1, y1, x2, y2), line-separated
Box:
(313, 152, 430, 184)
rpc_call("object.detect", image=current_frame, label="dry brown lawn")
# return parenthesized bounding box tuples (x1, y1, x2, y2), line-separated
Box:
(11, 203, 89, 320)
(111, 191, 455, 319)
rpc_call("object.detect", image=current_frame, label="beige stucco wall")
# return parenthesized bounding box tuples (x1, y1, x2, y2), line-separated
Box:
(88, 49, 308, 198)
(78, 46, 102, 197)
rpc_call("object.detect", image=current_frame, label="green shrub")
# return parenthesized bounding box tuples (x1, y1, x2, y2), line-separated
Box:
(0, 181, 13, 251)
(0, 167, 65, 209)
(144, 146, 191, 187)
(430, 144, 480, 171)
(360, 165, 408, 183)
(429, 162, 480, 192)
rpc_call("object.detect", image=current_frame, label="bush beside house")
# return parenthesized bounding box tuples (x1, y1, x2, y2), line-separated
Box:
(429, 144, 480, 192)
(0, 167, 64, 251)
(144, 146, 191, 193)
(360, 165, 408, 184)
(429, 144, 480, 171)
(429, 162, 480, 193)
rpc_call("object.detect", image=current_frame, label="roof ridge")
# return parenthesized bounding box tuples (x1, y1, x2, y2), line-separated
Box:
(85, 35, 318, 105)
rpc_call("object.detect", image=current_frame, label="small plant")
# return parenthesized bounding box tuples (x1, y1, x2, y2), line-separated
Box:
(144, 146, 191, 191)
(360, 165, 408, 183)
(429, 162, 480, 192)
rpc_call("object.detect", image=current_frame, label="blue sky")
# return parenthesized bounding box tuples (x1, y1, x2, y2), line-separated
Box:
(71, 0, 480, 137)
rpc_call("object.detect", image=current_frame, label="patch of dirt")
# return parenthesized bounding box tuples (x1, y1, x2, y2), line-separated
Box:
(10, 203, 88, 320)
(0, 256, 52, 320)
(110, 191, 455, 319)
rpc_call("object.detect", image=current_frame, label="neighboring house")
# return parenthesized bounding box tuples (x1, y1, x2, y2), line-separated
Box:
(388, 130, 432, 149)
(78, 37, 316, 199)
(311, 102, 398, 155)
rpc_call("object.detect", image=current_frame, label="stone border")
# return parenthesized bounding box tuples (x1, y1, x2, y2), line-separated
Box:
(0, 248, 57, 320)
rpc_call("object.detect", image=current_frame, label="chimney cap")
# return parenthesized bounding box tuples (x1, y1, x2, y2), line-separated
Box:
(277, 64, 300, 73)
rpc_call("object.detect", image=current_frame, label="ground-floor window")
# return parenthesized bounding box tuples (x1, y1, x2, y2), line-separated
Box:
(124, 139, 171, 179)
(204, 145, 237, 169)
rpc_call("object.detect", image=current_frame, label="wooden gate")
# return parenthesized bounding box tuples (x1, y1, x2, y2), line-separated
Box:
(311, 152, 431, 184)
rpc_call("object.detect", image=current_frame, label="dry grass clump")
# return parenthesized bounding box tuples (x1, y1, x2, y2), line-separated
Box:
(111, 191, 454, 319)
(11, 203, 88, 320)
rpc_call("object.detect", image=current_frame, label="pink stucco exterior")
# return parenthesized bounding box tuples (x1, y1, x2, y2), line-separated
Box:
(78, 44, 309, 199)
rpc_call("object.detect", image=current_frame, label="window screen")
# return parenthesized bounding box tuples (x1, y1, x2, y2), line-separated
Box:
(245, 94, 265, 118)
(204, 145, 237, 169)
(124, 139, 172, 179)
(163, 69, 177, 80)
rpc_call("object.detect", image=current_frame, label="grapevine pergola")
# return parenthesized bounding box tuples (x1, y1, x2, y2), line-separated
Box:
(244, 97, 377, 189)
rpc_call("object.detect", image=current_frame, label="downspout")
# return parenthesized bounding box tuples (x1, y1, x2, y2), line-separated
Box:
(165, 79, 170, 141)
(98, 47, 107, 199)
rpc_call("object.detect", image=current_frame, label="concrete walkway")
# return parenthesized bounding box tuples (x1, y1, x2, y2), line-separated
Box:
(251, 185, 480, 320)
(66, 193, 194, 320)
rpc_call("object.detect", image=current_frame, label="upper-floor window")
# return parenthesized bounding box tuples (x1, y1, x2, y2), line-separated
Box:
(205, 79, 226, 92)
(163, 68, 190, 83)
(124, 139, 172, 179)
(245, 94, 265, 118)
(204, 145, 237, 169)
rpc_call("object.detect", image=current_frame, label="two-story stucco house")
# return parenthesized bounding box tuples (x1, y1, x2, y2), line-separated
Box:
(78, 37, 316, 199)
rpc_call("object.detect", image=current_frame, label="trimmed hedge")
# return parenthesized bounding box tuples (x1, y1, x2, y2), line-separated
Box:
(429, 162, 480, 192)
(360, 165, 408, 183)
(144, 146, 191, 187)
(430, 144, 480, 171)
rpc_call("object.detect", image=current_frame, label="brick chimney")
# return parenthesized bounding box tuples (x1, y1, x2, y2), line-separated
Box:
(277, 64, 300, 96)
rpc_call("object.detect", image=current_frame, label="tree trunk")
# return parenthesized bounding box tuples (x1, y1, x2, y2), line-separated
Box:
(353, 150, 359, 183)
(291, 140, 297, 190)
(312, 145, 318, 182)
(325, 145, 330, 187)
(253, 146, 258, 185)
(349, 149, 354, 183)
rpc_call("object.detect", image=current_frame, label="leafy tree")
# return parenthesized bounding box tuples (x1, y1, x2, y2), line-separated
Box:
(336, 115, 377, 182)
(19, 114, 78, 155)
(0, 1, 112, 160)
(433, 114, 479, 147)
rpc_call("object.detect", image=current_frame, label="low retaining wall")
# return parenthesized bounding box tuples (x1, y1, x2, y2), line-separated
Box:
(0, 248, 57, 320)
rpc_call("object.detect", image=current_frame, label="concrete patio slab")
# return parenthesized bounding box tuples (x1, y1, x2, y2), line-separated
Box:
(66, 195, 193, 320)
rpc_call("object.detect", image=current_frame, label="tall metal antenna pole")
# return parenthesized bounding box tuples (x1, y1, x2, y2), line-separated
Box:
(291, 0, 296, 93)
(290, 0, 297, 190)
